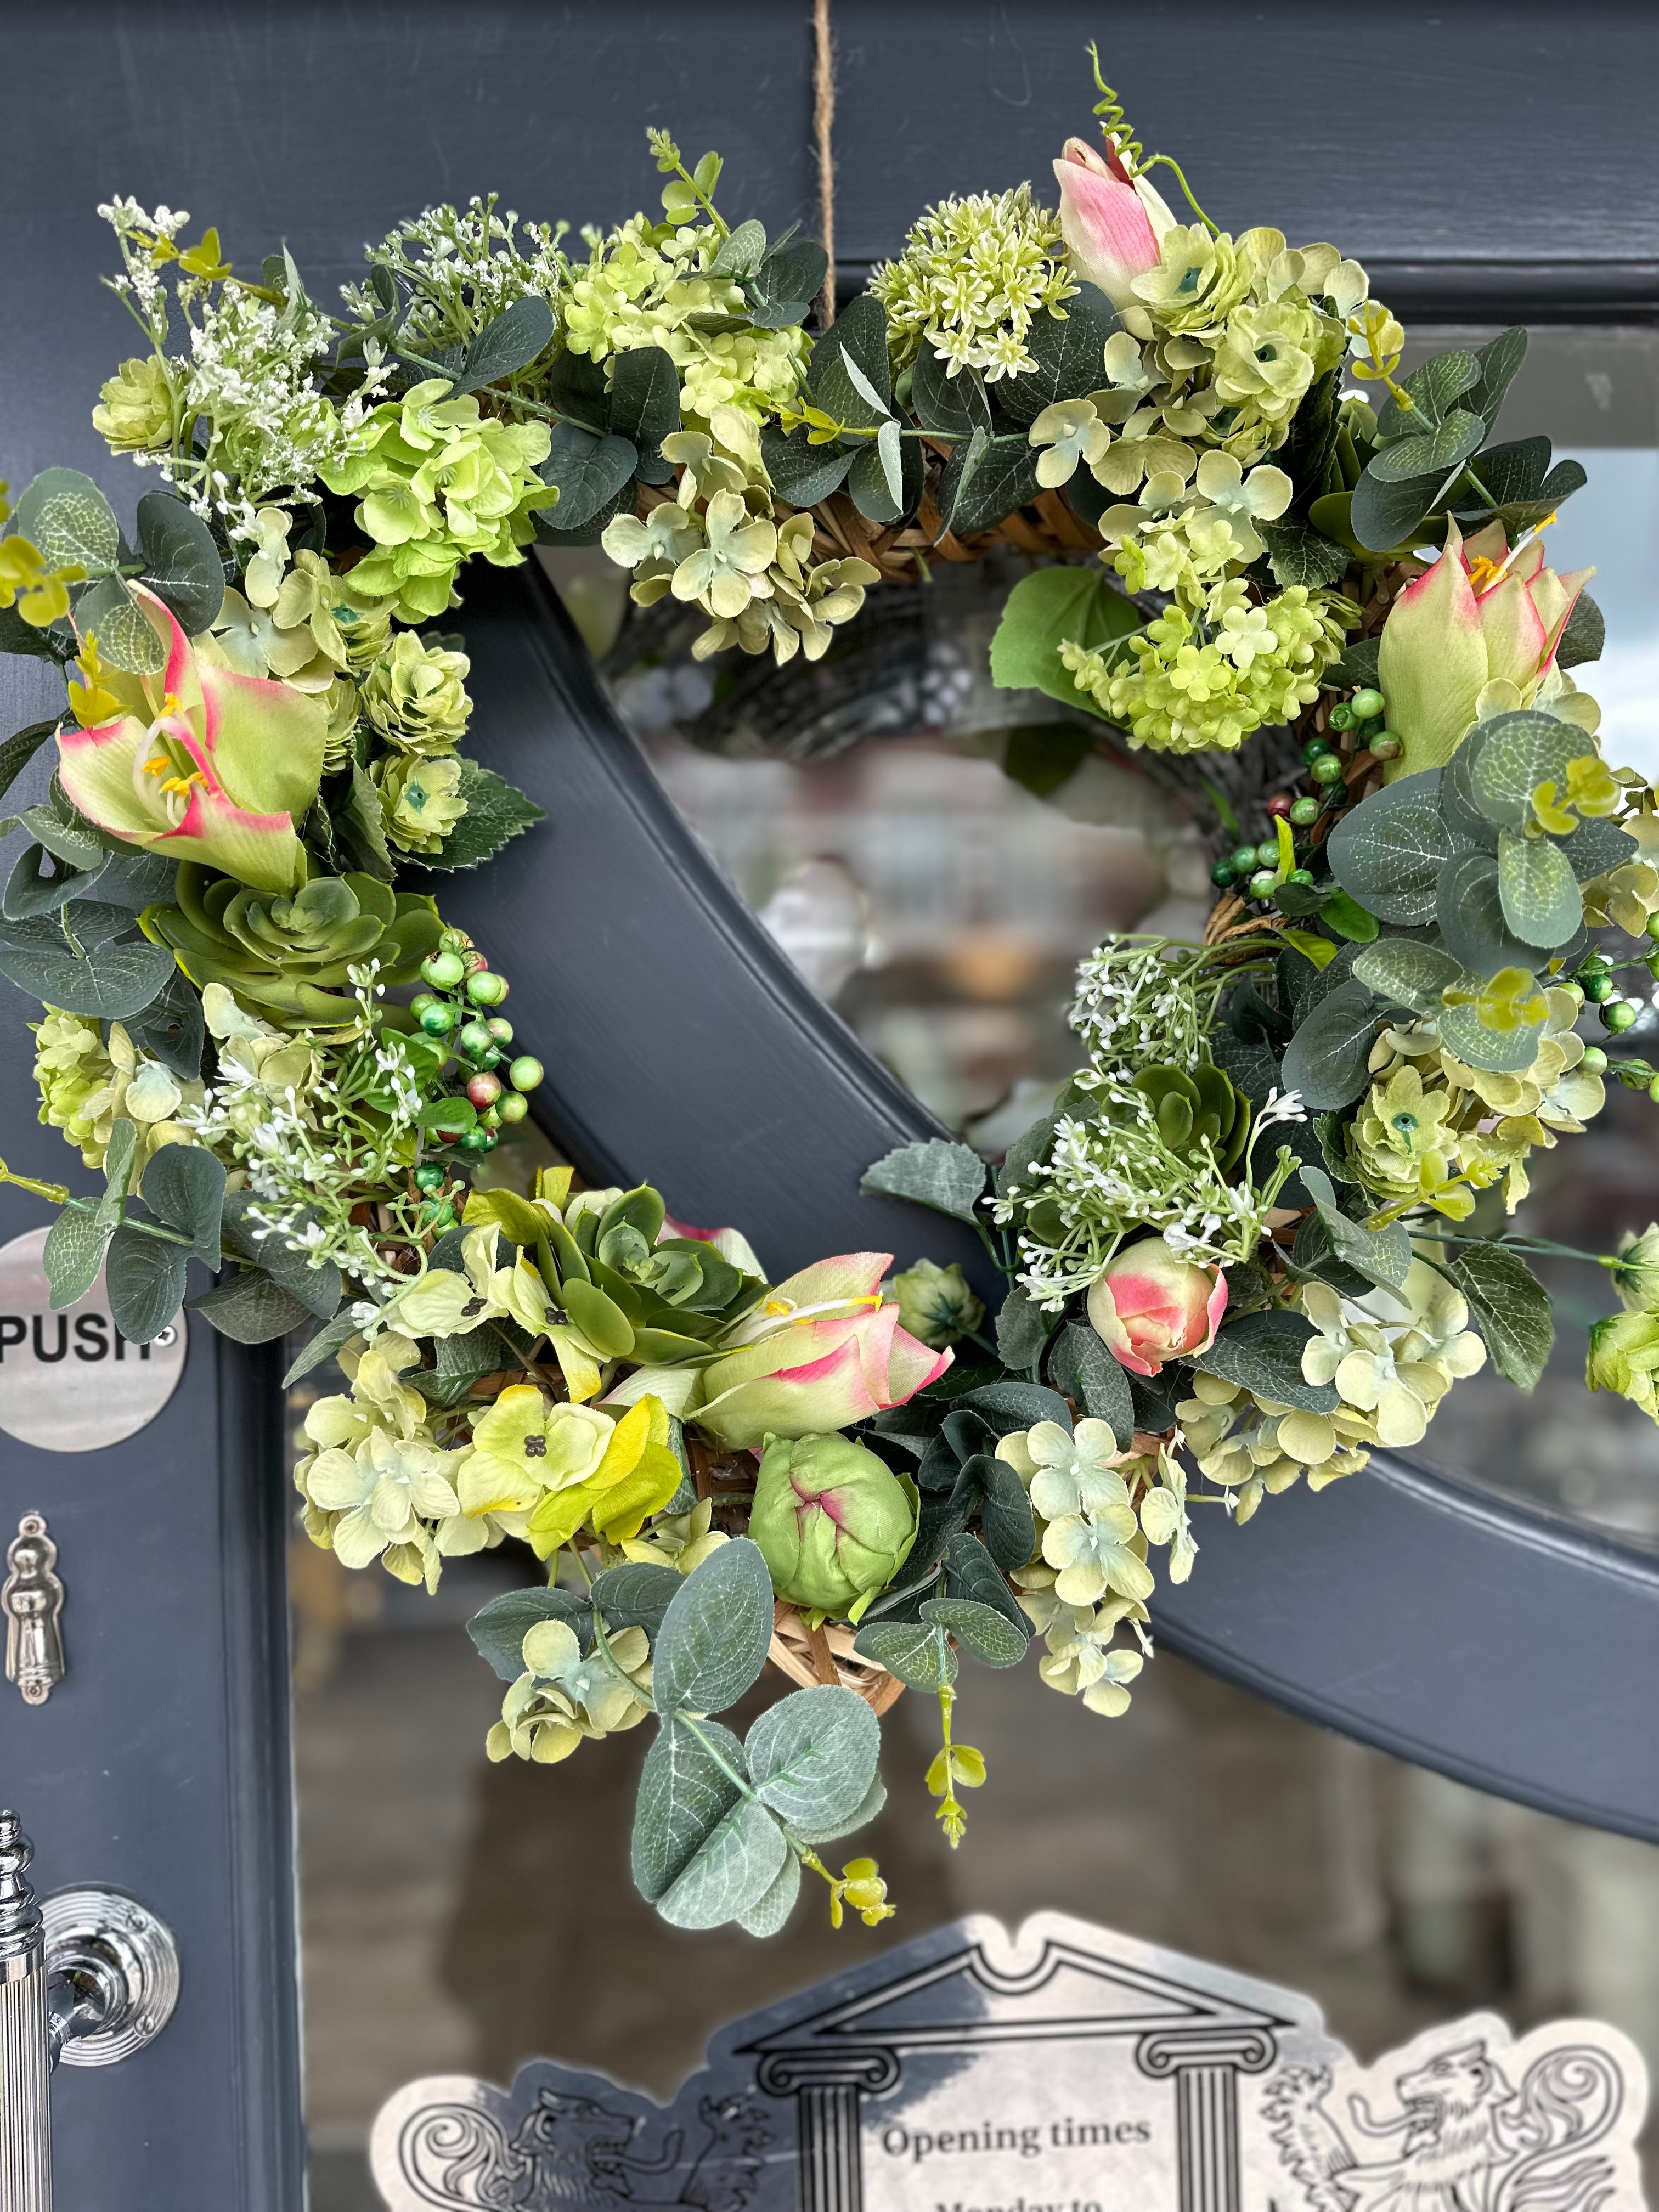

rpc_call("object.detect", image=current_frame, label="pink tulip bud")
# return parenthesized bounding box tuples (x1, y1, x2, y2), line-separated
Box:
(1052, 136, 1174, 308)
(1086, 1235, 1227, 1376)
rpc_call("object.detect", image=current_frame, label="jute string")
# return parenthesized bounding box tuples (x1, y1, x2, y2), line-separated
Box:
(812, 0, 837, 326)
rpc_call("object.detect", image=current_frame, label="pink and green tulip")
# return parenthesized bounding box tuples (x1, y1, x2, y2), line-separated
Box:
(56, 585, 325, 894)
(1377, 517, 1594, 778)
(692, 1252, 950, 1449)
(1053, 136, 1175, 308)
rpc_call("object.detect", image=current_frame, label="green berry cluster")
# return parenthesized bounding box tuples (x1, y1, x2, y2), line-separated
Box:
(1573, 944, 1656, 1041)
(1209, 686, 1403, 904)
(409, 927, 546, 1158)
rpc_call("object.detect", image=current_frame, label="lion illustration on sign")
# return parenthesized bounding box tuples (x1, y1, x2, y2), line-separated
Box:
(1264, 2026, 1629, 2212)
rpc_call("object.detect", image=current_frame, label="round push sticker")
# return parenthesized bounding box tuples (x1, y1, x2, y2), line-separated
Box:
(0, 1227, 187, 1452)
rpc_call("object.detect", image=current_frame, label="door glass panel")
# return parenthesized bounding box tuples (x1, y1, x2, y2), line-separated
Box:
(543, 325, 1659, 1540)
(292, 1538, 1659, 2209)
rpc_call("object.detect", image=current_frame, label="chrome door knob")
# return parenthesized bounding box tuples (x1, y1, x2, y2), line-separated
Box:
(0, 1811, 178, 2211)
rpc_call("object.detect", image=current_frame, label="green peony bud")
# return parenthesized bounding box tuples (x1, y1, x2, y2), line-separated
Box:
(332, 589, 397, 672)
(1587, 1308, 1659, 1425)
(374, 751, 469, 855)
(751, 1432, 919, 1621)
(360, 632, 473, 755)
(92, 355, 179, 453)
(891, 1260, 985, 1351)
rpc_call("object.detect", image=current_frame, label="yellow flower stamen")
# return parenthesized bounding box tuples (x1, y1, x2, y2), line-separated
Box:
(1465, 554, 1506, 595)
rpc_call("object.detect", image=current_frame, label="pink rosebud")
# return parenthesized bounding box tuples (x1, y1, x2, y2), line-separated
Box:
(1052, 136, 1174, 308)
(1085, 1234, 1227, 1377)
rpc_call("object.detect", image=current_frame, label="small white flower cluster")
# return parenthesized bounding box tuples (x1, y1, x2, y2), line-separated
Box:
(343, 195, 572, 353)
(1068, 939, 1221, 1082)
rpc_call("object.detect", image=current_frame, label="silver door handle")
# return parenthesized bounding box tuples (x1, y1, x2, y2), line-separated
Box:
(0, 1810, 178, 2211)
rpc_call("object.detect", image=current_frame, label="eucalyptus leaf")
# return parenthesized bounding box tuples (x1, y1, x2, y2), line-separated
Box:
(1559, 816, 1637, 884)
(14, 467, 120, 573)
(539, 421, 637, 532)
(1497, 827, 1584, 949)
(0, 934, 173, 1019)
(467, 1587, 592, 1683)
(1436, 849, 1541, 975)
(1367, 409, 1485, 484)
(1376, 350, 1479, 438)
(1280, 979, 1379, 1111)
(1349, 466, 1454, 554)
(852, 1616, 957, 1689)
(656, 1796, 788, 1931)
(1555, 591, 1604, 672)
(74, 577, 167, 674)
(808, 294, 891, 425)
(282, 1309, 362, 1387)
(909, 352, 991, 439)
(0, 723, 55, 810)
(921, 1595, 1027, 1667)
(746, 1685, 879, 1829)
(1469, 712, 1589, 830)
(3, 842, 104, 919)
(737, 1847, 802, 1938)
(759, 427, 854, 509)
(1327, 771, 1453, 923)
(938, 434, 1042, 539)
(454, 296, 556, 392)
(1435, 997, 1548, 1073)
(588, 1562, 684, 1640)
(42, 1207, 113, 1312)
(846, 430, 922, 526)
(140, 1145, 227, 1271)
(632, 1713, 747, 1904)
(941, 1530, 1029, 1627)
(607, 345, 681, 483)
(651, 1538, 774, 1717)
(1352, 936, 1464, 1014)
(1464, 326, 1528, 428)
(134, 492, 225, 633)
(709, 219, 766, 280)
(995, 1286, 1051, 1370)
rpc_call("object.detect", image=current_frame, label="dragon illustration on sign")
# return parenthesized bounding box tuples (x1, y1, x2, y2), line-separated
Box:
(1265, 2028, 1629, 2212)
(386, 2084, 770, 2212)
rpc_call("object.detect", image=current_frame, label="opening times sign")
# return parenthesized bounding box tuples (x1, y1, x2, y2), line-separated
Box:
(370, 1912, 1648, 2212)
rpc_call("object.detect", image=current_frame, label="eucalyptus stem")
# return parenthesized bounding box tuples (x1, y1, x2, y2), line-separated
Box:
(0, 1160, 70, 1207)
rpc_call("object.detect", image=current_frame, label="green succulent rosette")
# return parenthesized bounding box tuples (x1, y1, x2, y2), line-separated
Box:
(140, 863, 442, 1026)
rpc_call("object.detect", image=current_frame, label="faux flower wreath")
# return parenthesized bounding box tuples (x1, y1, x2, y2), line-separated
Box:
(3, 63, 1657, 1940)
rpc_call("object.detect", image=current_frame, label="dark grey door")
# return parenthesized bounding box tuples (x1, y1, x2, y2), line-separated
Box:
(1, 5, 1655, 2202)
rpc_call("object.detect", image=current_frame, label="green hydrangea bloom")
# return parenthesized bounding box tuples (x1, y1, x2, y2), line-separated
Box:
(1130, 226, 1250, 340)
(1062, 585, 1351, 755)
(1347, 1064, 1470, 1218)
(1212, 296, 1345, 442)
(374, 752, 468, 854)
(871, 185, 1074, 380)
(360, 632, 473, 754)
(31, 1009, 204, 1170)
(320, 380, 556, 622)
(562, 215, 809, 421)
(1588, 1310, 1659, 1425)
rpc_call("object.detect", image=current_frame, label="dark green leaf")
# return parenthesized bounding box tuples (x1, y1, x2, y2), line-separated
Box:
(539, 421, 637, 531)
(1047, 1319, 1134, 1446)
(1188, 1308, 1338, 1413)
(909, 352, 991, 439)
(416, 760, 544, 872)
(1367, 409, 1485, 484)
(0, 934, 173, 1018)
(994, 1286, 1051, 1369)
(93, 848, 178, 910)
(939, 434, 1043, 539)
(1280, 978, 1379, 1111)
(1429, 1243, 1553, 1392)
(607, 346, 681, 484)
(759, 426, 854, 509)
(1465, 326, 1527, 428)
(97, 1118, 138, 1232)
(943, 1527, 1030, 1623)
(125, 966, 205, 1082)
(744, 237, 828, 330)
(1001, 724, 1093, 799)
(1453, 434, 1548, 510)
(1350, 466, 1454, 554)
(1298, 1165, 1413, 1293)
(845, 428, 922, 526)
(1376, 350, 1480, 438)
(221, 1192, 341, 1319)
(134, 492, 225, 634)
(1325, 638, 1380, 692)
(188, 1269, 314, 1342)
(807, 294, 891, 422)
(709, 219, 766, 279)
(283, 1310, 363, 1387)
(1556, 591, 1604, 672)
(1258, 518, 1352, 590)
(1327, 771, 1453, 923)
(651, 1538, 774, 1717)
(454, 297, 556, 392)
(1290, 1210, 1373, 1299)
(1559, 816, 1637, 883)
(104, 1216, 189, 1342)
(3, 842, 104, 919)
(737, 1850, 802, 1938)
(997, 282, 1120, 424)
(0, 723, 55, 810)
(950, 1379, 1073, 1437)
(0, 605, 74, 663)
(859, 1138, 986, 1223)
(141, 1145, 226, 1270)
(589, 1561, 683, 1639)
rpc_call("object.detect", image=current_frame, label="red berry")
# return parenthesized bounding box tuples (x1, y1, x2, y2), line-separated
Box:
(466, 1071, 503, 1109)
(1265, 794, 1294, 819)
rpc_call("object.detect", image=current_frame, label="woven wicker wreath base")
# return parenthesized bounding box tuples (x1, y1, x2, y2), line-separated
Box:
(768, 1602, 906, 1714)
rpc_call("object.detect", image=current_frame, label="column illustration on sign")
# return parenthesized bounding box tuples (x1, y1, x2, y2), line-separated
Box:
(369, 1914, 1646, 2212)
